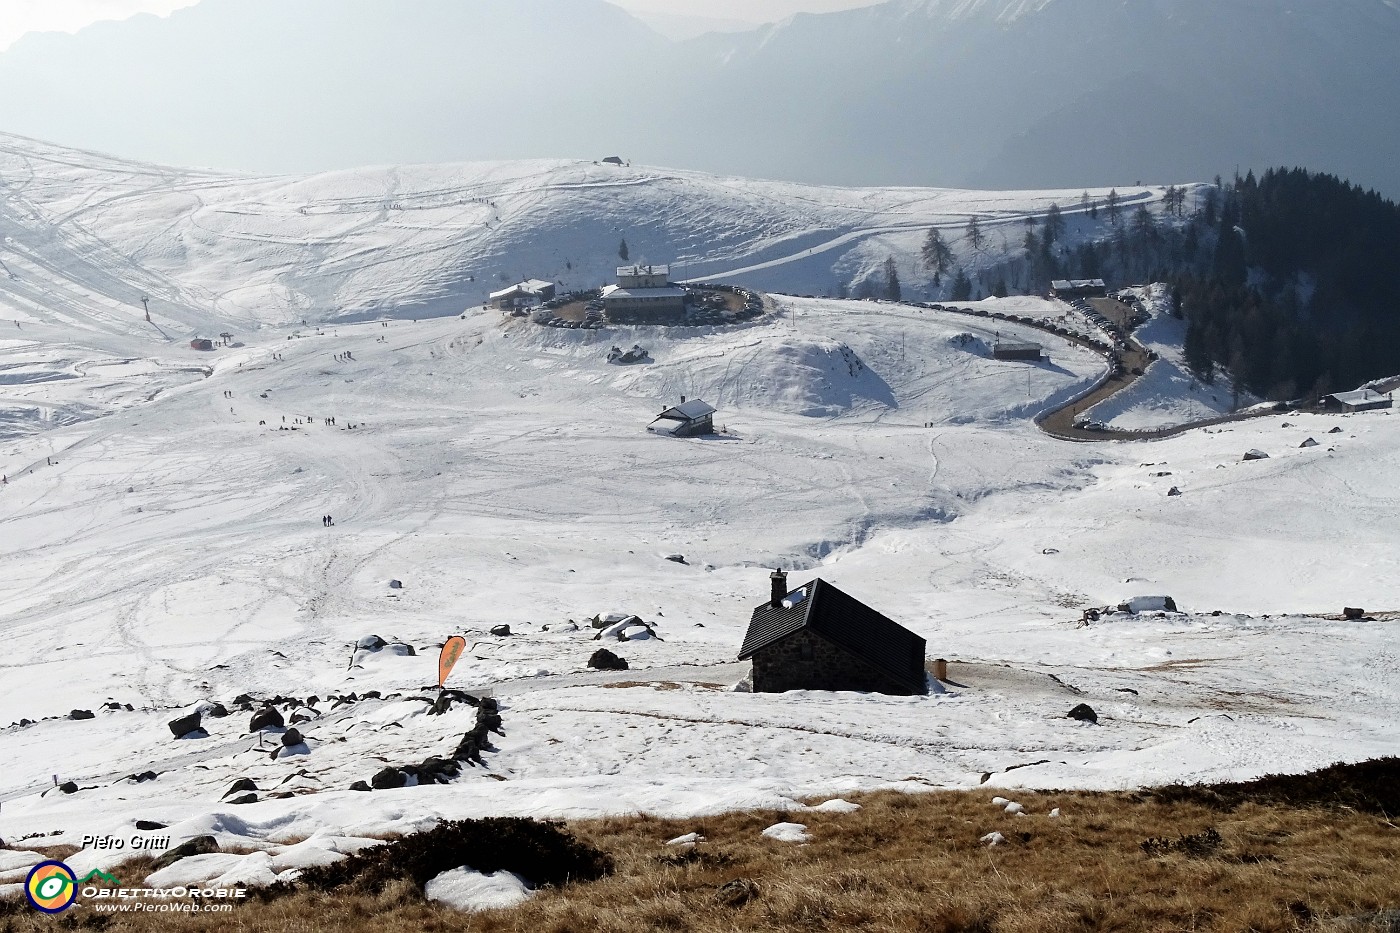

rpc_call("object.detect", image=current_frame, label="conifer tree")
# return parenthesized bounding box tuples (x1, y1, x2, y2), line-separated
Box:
(950, 267, 973, 301)
(921, 227, 954, 278)
(883, 257, 902, 301)
(1043, 203, 1065, 247)
(964, 216, 985, 252)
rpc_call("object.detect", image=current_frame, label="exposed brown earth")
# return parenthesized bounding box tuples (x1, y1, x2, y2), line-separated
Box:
(9, 761, 1400, 933)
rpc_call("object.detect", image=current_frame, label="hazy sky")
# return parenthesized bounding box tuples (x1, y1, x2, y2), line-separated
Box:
(0, 0, 882, 49)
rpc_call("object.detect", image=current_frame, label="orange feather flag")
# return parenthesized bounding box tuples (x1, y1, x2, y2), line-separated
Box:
(438, 636, 466, 687)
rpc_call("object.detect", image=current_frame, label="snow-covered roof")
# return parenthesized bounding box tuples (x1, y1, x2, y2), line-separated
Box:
(489, 280, 553, 301)
(1329, 389, 1391, 406)
(617, 264, 669, 277)
(647, 418, 682, 435)
(1051, 279, 1107, 291)
(606, 287, 687, 300)
(658, 399, 716, 421)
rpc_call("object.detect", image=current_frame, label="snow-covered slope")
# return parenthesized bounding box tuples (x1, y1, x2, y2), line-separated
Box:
(0, 131, 1172, 336)
(0, 140, 1397, 894)
(0, 287, 1397, 883)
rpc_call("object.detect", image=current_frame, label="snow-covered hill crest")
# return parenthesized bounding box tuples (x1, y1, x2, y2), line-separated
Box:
(0, 132, 1176, 338)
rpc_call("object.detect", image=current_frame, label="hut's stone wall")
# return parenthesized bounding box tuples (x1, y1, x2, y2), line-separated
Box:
(751, 629, 914, 695)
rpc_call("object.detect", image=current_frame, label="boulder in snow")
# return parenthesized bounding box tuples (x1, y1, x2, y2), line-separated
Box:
(587, 648, 628, 671)
(152, 836, 219, 872)
(1242, 449, 1270, 461)
(490, 625, 512, 637)
(223, 778, 258, 798)
(1117, 595, 1178, 614)
(168, 711, 204, 739)
(592, 612, 631, 629)
(249, 707, 284, 731)
(1067, 703, 1098, 724)
(1300, 438, 1319, 448)
(370, 767, 407, 790)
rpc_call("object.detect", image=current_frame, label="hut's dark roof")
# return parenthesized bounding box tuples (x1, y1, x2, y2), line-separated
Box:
(738, 578, 926, 694)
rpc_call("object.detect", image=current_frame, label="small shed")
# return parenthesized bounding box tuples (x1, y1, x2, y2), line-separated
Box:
(993, 341, 1043, 362)
(738, 571, 927, 696)
(190, 338, 214, 351)
(648, 397, 715, 437)
(1051, 279, 1108, 299)
(490, 279, 556, 311)
(602, 156, 624, 166)
(1324, 389, 1393, 412)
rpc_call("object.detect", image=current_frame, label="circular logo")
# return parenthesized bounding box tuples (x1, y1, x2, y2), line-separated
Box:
(25, 861, 77, 913)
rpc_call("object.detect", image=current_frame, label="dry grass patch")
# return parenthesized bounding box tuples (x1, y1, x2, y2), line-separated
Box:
(4, 782, 1400, 931)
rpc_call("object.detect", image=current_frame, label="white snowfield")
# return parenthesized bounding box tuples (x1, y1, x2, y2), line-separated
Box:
(0, 130, 1175, 332)
(0, 140, 1396, 892)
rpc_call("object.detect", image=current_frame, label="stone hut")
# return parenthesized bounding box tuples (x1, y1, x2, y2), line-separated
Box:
(648, 397, 715, 437)
(1324, 389, 1393, 413)
(738, 571, 927, 695)
(992, 341, 1043, 362)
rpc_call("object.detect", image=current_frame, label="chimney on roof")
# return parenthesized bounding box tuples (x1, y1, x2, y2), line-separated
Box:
(770, 569, 787, 608)
(680, 395, 686, 404)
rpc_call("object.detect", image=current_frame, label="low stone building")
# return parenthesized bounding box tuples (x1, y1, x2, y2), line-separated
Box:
(490, 279, 556, 311)
(1050, 279, 1108, 299)
(992, 341, 1043, 362)
(738, 571, 927, 695)
(1324, 389, 1393, 412)
(648, 397, 715, 437)
(603, 264, 686, 320)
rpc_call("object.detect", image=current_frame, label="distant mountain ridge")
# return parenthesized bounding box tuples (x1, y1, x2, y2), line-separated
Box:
(0, 0, 1396, 196)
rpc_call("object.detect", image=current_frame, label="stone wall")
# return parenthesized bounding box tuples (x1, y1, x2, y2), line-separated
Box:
(751, 629, 914, 695)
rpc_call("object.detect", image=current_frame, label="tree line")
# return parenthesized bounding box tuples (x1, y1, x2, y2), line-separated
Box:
(1178, 168, 1400, 400)
(849, 169, 1398, 400)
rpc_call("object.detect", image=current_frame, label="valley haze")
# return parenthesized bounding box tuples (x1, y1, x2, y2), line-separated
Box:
(0, 0, 1396, 196)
